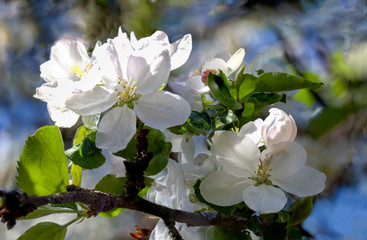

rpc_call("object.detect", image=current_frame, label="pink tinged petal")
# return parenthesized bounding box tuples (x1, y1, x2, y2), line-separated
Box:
(126, 51, 171, 95)
(47, 103, 79, 128)
(169, 34, 192, 70)
(239, 118, 264, 146)
(202, 58, 228, 75)
(226, 48, 245, 74)
(210, 132, 259, 178)
(96, 105, 136, 153)
(261, 142, 307, 178)
(65, 86, 116, 116)
(134, 91, 191, 129)
(271, 166, 326, 197)
(262, 108, 297, 146)
(243, 185, 287, 214)
(200, 169, 252, 206)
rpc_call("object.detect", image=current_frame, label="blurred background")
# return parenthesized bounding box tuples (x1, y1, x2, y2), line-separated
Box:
(0, 0, 366, 239)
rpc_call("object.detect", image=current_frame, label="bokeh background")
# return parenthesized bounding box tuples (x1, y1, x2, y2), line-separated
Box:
(0, 0, 367, 239)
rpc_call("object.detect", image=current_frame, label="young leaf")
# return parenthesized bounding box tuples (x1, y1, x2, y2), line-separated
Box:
(65, 132, 106, 169)
(95, 174, 126, 196)
(19, 206, 75, 220)
(208, 71, 242, 110)
(237, 73, 257, 102)
(144, 129, 172, 176)
(114, 135, 137, 162)
(17, 126, 68, 196)
(95, 174, 126, 218)
(255, 72, 323, 92)
(289, 197, 314, 226)
(17, 222, 67, 240)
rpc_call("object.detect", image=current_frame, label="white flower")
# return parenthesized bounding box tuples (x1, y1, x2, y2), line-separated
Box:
(66, 37, 191, 153)
(147, 160, 204, 240)
(261, 108, 297, 146)
(200, 48, 245, 84)
(199, 131, 326, 214)
(34, 38, 100, 128)
(168, 48, 245, 111)
(129, 30, 192, 70)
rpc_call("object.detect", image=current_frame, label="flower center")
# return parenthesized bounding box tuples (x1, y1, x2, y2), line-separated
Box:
(70, 63, 91, 78)
(251, 157, 272, 186)
(115, 76, 137, 104)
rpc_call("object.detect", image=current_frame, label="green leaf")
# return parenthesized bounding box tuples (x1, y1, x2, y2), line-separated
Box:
(241, 102, 255, 118)
(17, 222, 67, 240)
(95, 174, 126, 196)
(20, 206, 75, 220)
(255, 72, 323, 93)
(263, 222, 287, 240)
(287, 226, 303, 240)
(73, 126, 94, 146)
(236, 73, 257, 102)
(71, 164, 82, 187)
(95, 174, 126, 218)
(289, 197, 314, 226)
(17, 126, 68, 196)
(188, 111, 211, 132)
(144, 129, 172, 176)
(206, 226, 251, 240)
(208, 71, 242, 110)
(194, 180, 237, 216)
(292, 89, 316, 107)
(114, 135, 137, 162)
(308, 107, 355, 139)
(65, 132, 106, 169)
(247, 93, 287, 105)
(277, 211, 290, 223)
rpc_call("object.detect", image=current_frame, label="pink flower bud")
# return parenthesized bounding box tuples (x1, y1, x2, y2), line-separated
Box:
(201, 69, 217, 85)
(261, 108, 297, 146)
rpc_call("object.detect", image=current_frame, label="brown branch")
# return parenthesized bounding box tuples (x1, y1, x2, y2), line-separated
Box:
(0, 187, 250, 232)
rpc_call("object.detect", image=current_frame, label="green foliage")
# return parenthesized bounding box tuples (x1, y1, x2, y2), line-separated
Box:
(308, 107, 356, 139)
(18, 222, 67, 240)
(263, 222, 287, 240)
(65, 132, 106, 169)
(144, 128, 172, 176)
(289, 197, 314, 226)
(95, 174, 126, 196)
(206, 226, 252, 240)
(208, 71, 242, 110)
(17, 126, 69, 196)
(114, 135, 137, 162)
(188, 111, 212, 133)
(292, 89, 316, 107)
(19, 206, 75, 220)
(255, 72, 322, 92)
(194, 180, 237, 216)
(95, 174, 126, 217)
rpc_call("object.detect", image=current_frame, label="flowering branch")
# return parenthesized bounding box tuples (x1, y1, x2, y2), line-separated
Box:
(0, 188, 251, 231)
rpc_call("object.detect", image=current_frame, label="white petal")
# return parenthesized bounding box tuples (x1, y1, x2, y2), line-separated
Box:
(271, 166, 326, 197)
(210, 131, 259, 178)
(47, 103, 79, 128)
(239, 118, 264, 146)
(243, 185, 287, 214)
(261, 142, 306, 178)
(66, 86, 116, 116)
(96, 105, 136, 153)
(135, 91, 191, 129)
(126, 51, 171, 95)
(202, 58, 228, 75)
(200, 169, 252, 206)
(169, 34, 192, 70)
(226, 48, 245, 74)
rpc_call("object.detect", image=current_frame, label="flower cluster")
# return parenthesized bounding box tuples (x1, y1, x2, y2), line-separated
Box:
(34, 28, 326, 238)
(35, 29, 192, 152)
(200, 108, 326, 213)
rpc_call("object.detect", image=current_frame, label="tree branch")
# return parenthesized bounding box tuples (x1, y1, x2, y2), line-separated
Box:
(0, 187, 250, 232)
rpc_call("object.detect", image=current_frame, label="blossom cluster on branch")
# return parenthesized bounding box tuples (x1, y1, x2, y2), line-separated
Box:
(1, 27, 326, 240)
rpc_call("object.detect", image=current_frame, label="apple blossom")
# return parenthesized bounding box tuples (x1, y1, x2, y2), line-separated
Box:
(66, 33, 191, 153)
(34, 38, 101, 128)
(261, 108, 297, 146)
(147, 160, 204, 240)
(199, 131, 326, 214)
